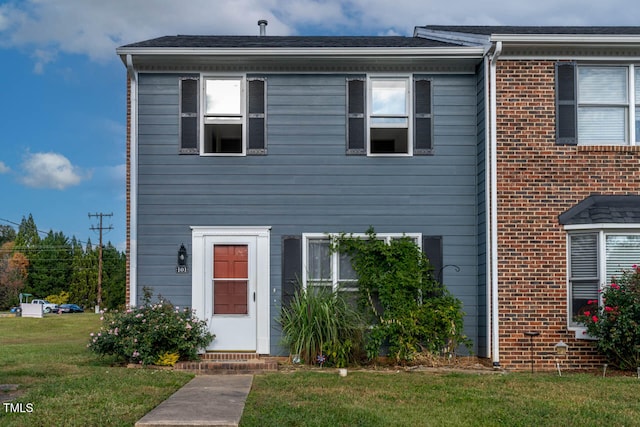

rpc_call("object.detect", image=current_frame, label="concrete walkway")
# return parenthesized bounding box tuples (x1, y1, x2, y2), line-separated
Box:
(135, 375, 253, 427)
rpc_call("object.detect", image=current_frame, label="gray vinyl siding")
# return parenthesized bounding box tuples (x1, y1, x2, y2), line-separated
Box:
(136, 72, 479, 355)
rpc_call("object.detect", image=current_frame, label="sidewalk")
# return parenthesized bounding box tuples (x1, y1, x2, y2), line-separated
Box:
(135, 375, 253, 427)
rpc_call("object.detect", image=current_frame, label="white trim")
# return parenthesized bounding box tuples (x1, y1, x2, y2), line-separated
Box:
(490, 34, 640, 44)
(489, 41, 502, 366)
(117, 47, 486, 58)
(200, 74, 247, 157)
(564, 223, 640, 231)
(191, 226, 271, 353)
(128, 58, 138, 307)
(366, 74, 414, 157)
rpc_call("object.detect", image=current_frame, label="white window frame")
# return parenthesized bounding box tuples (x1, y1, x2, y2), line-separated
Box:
(577, 64, 637, 146)
(367, 75, 413, 157)
(302, 232, 422, 291)
(201, 74, 247, 156)
(565, 224, 640, 338)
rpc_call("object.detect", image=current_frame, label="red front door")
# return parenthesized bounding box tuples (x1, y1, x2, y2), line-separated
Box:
(213, 245, 249, 315)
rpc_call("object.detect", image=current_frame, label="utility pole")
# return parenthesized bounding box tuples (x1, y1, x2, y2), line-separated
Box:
(89, 212, 113, 310)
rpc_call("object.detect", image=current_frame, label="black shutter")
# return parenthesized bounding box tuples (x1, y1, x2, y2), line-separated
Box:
(247, 78, 267, 155)
(179, 77, 199, 154)
(282, 236, 302, 309)
(555, 62, 578, 145)
(423, 236, 443, 283)
(414, 78, 433, 155)
(347, 78, 366, 155)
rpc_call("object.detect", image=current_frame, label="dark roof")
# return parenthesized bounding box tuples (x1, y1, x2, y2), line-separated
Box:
(559, 195, 640, 225)
(419, 26, 640, 36)
(120, 35, 456, 49)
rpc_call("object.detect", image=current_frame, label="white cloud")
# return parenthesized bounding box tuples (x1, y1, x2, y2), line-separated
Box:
(20, 152, 89, 190)
(0, 161, 10, 174)
(0, 0, 638, 71)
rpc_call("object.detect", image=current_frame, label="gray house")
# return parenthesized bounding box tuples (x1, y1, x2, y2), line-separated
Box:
(117, 23, 488, 356)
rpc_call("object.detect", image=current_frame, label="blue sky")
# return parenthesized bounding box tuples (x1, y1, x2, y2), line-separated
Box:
(1, 0, 638, 251)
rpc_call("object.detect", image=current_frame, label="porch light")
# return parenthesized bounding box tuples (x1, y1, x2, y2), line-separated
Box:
(178, 244, 188, 266)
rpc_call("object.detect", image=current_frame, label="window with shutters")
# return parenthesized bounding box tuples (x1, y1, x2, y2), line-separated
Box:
(302, 233, 421, 291)
(179, 76, 266, 155)
(568, 231, 640, 328)
(347, 76, 432, 156)
(556, 64, 640, 145)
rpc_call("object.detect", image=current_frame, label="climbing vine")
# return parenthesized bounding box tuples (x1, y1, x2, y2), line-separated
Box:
(332, 227, 470, 363)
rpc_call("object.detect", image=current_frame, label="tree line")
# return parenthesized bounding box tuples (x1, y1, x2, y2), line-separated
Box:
(0, 214, 125, 310)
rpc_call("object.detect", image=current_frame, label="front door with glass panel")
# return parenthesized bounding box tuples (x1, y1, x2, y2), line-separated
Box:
(205, 236, 257, 351)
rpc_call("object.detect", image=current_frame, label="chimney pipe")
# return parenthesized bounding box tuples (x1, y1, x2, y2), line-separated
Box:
(258, 19, 268, 36)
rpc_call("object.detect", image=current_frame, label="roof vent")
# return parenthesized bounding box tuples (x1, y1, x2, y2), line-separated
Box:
(258, 19, 268, 36)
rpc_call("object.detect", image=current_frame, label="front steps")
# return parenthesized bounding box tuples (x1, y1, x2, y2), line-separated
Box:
(174, 352, 279, 375)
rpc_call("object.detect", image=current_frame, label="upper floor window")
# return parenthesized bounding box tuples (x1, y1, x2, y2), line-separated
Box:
(204, 78, 243, 154)
(347, 76, 432, 156)
(556, 63, 640, 146)
(179, 76, 266, 156)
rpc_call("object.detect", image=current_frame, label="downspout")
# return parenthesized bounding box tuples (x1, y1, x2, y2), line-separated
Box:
(489, 41, 502, 367)
(126, 54, 138, 307)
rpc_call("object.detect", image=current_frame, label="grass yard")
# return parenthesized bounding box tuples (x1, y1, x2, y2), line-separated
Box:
(2, 314, 640, 427)
(241, 370, 640, 427)
(0, 313, 193, 427)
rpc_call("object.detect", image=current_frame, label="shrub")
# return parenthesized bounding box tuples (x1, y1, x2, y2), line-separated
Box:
(580, 265, 640, 370)
(88, 296, 214, 365)
(334, 228, 471, 363)
(279, 285, 364, 367)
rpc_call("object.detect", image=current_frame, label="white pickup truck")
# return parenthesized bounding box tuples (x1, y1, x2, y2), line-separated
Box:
(30, 299, 59, 313)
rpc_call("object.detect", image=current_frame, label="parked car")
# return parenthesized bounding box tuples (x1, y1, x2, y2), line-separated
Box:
(30, 299, 59, 313)
(9, 306, 21, 313)
(58, 304, 84, 313)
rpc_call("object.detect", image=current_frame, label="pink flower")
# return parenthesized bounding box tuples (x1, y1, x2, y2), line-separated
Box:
(605, 306, 614, 312)
(611, 283, 620, 290)
(592, 315, 599, 322)
(583, 311, 591, 316)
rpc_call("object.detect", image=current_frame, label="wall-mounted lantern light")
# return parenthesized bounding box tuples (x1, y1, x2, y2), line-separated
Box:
(177, 244, 188, 273)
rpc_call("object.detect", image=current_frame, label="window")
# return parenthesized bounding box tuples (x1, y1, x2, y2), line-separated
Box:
(178, 76, 266, 155)
(568, 231, 640, 327)
(204, 78, 243, 154)
(347, 76, 432, 156)
(556, 63, 639, 145)
(302, 233, 421, 291)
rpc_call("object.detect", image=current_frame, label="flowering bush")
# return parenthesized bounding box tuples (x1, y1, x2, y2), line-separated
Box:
(580, 265, 640, 370)
(88, 298, 214, 365)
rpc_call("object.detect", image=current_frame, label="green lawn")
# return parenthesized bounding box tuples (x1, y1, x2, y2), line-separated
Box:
(2, 314, 640, 427)
(242, 370, 640, 426)
(0, 313, 193, 427)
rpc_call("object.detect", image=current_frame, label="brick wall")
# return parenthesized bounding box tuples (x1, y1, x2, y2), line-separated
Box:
(495, 60, 640, 370)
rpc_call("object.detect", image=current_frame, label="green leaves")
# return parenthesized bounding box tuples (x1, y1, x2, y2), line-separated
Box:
(580, 265, 640, 370)
(334, 228, 470, 363)
(88, 296, 214, 365)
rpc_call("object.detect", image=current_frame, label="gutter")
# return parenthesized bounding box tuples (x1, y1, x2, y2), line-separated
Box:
(116, 46, 485, 58)
(489, 41, 502, 367)
(126, 54, 138, 307)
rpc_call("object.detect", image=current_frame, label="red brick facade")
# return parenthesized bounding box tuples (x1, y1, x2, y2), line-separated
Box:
(495, 60, 640, 370)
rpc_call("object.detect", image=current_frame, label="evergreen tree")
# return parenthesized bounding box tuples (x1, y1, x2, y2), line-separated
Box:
(14, 214, 40, 252)
(26, 230, 72, 298)
(101, 242, 126, 309)
(69, 238, 98, 307)
(0, 225, 16, 246)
